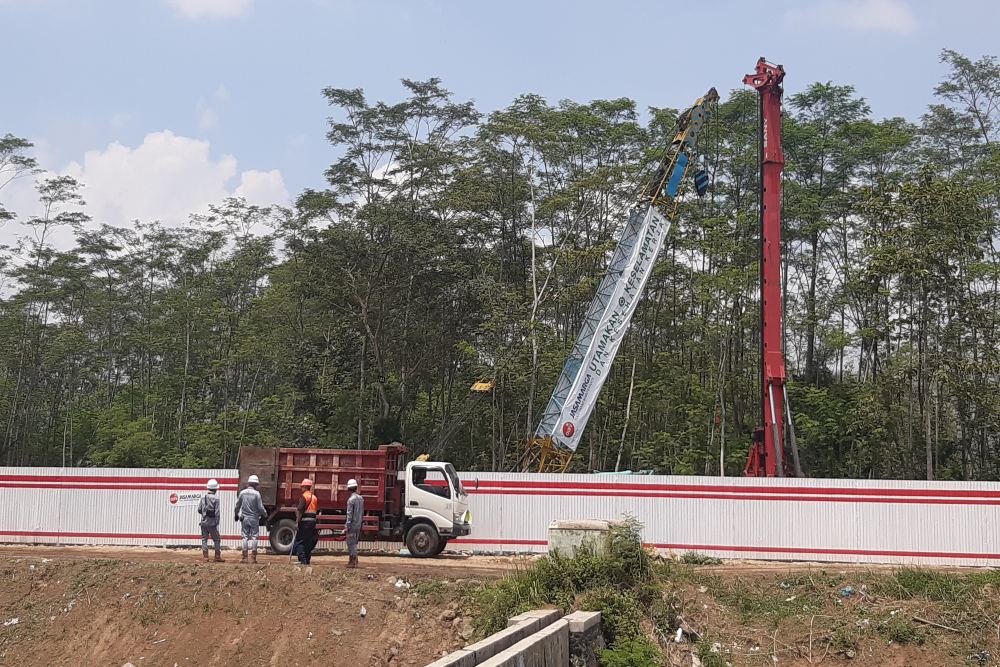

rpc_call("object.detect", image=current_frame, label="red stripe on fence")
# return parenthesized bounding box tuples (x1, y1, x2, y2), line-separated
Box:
(0, 530, 247, 540)
(0, 483, 238, 491)
(470, 488, 1000, 505)
(0, 475, 240, 484)
(648, 543, 1000, 560)
(468, 479, 1000, 499)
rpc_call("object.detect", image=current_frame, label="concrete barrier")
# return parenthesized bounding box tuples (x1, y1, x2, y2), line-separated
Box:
(426, 609, 563, 667)
(565, 611, 604, 667)
(477, 619, 570, 667)
(505, 609, 563, 631)
(427, 609, 603, 667)
(425, 650, 476, 667)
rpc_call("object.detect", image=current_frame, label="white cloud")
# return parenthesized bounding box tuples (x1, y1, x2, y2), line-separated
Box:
(0, 131, 289, 256)
(165, 0, 254, 19)
(235, 169, 289, 207)
(785, 0, 918, 34)
(58, 130, 286, 226)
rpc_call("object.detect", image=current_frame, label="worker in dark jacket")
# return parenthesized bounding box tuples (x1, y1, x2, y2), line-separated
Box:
(292, 478, 319, 565)
(198, 479, 224, 562)
(345, 478, 364, 568)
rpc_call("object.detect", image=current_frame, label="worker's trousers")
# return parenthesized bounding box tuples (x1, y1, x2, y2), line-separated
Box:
(240, 519, 260, 552)
(200, 523, 221, 551)
(346, 530, 360, 559)
(292, 521, 317, 565)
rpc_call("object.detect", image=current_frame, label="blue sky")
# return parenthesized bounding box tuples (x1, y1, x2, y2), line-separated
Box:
(1, 0, 998, 230)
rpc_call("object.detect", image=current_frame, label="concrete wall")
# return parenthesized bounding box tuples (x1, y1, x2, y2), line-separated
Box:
(477, 620, 569, 667)
(426, 609, 563, 667)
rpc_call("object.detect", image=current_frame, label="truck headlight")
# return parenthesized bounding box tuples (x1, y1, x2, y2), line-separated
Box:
(463, 510, 472, 526)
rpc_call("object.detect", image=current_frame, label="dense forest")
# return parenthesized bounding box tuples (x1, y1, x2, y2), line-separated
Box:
(1, 50, 999, 480)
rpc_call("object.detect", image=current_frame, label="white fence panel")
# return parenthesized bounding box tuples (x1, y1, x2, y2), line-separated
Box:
(2, 468, 999, 566)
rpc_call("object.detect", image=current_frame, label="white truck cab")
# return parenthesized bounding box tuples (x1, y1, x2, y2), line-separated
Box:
(400, 460, 471, 557)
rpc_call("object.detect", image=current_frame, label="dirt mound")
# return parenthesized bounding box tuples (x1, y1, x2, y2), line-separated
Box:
(0, 549, 497, 666)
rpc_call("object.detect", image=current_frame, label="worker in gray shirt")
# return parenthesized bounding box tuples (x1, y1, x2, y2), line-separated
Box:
(234, 474, 267, 564)
(198, 479, 225, 562)
(344, 478, 364, 568)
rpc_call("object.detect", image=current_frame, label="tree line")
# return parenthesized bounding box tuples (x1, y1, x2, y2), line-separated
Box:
(2, 49, 999, 480)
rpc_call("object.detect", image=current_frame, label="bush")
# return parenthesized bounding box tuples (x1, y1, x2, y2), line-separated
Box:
(598, 635, 661, 667)
(877, 615, 924, 645)
(472, 517, 662, 647)
(579, 586, 644, 644)
(680, 552, 723, 565)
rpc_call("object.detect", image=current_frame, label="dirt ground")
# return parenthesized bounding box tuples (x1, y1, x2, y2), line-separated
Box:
(0, 545, 517, 667)
(1, 546, 996, 666)
(654, 560, 1000, 667)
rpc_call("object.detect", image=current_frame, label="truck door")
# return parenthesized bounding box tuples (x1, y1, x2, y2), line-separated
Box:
(406, 465, 453, 527)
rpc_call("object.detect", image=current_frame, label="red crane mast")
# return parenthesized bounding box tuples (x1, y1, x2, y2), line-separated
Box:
(743, 57, 802, 478)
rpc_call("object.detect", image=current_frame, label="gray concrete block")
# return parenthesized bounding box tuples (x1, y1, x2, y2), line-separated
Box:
(566, 611, 604, 667)
(478, 619, 570, 667)
(423, 649, 475, 667)
(548, 520, 611, 557)
(506, 608, 563, 630)
(564, 611, 601, 633)
(466, 616, 546, 663)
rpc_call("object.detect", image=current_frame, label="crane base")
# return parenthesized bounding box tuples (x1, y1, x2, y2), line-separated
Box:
(518, 437, 574, 473)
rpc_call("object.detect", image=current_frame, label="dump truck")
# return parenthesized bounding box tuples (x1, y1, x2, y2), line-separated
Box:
(238, 443, 471, 558)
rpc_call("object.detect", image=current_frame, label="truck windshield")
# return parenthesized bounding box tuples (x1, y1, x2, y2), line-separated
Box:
(444, 464, 466, 497)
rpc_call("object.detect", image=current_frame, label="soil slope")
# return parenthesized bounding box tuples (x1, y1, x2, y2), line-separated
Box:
(0, 547, 503, 667)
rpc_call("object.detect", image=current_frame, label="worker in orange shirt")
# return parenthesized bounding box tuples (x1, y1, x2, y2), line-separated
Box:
(292, 478, 319, 565)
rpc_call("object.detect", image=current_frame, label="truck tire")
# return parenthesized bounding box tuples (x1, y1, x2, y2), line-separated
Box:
(269, 518, 296, 555)
(433, 538, 448, 556)
(405, 523, 439, 558)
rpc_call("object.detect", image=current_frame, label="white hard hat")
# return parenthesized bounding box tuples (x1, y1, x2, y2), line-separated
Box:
(347, 479, 358, 489)
(206, 479, 219, 491)
(247, 474, 260, 484)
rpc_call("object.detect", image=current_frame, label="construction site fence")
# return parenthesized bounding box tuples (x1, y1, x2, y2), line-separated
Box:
(1, 467, 998, 567)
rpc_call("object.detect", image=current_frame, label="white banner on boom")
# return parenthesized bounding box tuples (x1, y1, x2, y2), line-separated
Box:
(553, 205, 670, 451)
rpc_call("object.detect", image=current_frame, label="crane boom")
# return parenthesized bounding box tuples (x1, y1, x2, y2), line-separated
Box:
(520, 88, 719, 473)
(742, 57, 802, 478)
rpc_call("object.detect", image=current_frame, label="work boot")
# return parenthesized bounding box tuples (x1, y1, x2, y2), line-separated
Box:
(240, 549, 248, 564)
(202, 549, 209, 562)
(346, 555, 358, 569)
(214, 550, 225, 563)
(250, 549, 258, 564)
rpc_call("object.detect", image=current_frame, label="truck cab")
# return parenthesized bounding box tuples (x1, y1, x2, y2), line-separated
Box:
(401, 460, 471, 557)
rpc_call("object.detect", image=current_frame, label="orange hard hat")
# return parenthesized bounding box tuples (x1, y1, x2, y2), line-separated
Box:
(300, 478, 313, 488)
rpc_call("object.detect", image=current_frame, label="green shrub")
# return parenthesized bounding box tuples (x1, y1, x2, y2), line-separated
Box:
(680, 552, 723, 565)
(598, 635, 661, 667)
(876, 568, 1000, 602)
(877, 615, 924, 645)
(579, 586, 643, 644)
(472, 517, 656, 640)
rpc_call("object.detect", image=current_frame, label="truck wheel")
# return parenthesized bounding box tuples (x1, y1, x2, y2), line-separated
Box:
(433, 539, 448, 556)
(405, 523, 439, 558)
(269, 518, 296, 555)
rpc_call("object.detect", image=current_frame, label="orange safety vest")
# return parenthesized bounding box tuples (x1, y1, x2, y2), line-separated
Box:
(302, 490, 318, 514)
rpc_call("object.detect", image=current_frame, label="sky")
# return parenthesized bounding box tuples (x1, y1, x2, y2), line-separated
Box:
(1, 0, 999, 240)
